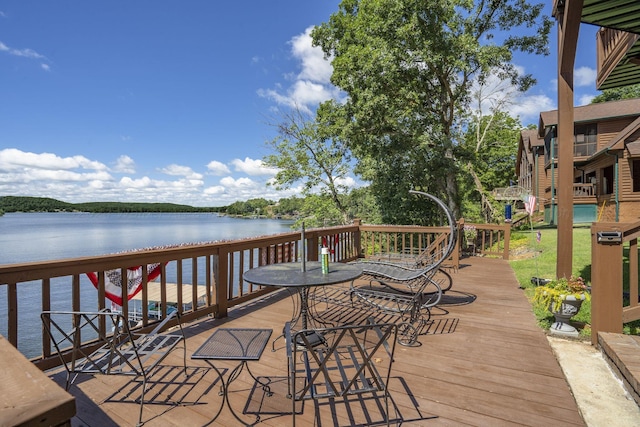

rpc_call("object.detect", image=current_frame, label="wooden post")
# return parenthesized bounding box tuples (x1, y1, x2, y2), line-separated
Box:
(353, 219, 362, 259)
(555, 0, 583, 279)
(591, 222, 624, 345)
(216, 248, 229, 318)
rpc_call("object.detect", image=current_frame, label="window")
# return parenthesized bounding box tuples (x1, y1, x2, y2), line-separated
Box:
(633, 160, 640, 192)
(574, 124, 597, 157)
(602, 165, 614, 195)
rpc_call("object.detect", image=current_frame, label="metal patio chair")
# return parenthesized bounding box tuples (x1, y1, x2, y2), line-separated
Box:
(285, 319, 398, 426)
(41, 309, 187, 426)
(350, 190, 457, 345)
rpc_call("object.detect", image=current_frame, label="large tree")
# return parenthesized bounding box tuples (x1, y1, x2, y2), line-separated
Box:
(263, 106, 353, 224)
(312, 0, 551, 220)
(591, 84, 640, 104)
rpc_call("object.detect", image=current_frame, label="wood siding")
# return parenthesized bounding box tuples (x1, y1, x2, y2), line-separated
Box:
(598, 117, 636, 149)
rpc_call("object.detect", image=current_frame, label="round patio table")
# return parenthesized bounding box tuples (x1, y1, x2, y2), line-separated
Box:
(244, 261, 363, 345)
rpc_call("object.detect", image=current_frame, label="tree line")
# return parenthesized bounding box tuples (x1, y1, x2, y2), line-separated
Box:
(0, 192, 379, 227)
(0, 196, 218, 214)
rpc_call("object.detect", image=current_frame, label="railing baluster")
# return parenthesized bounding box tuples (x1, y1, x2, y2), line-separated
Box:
(192, 257, 198, 311)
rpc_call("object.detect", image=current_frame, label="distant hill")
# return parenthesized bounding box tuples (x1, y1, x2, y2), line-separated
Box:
(0, 196, 219, 213)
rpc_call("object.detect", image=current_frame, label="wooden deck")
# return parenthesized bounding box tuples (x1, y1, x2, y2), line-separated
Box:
(45, 257, 586, 426)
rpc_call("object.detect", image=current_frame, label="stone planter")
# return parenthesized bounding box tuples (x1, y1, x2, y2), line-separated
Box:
(548, 294, 586, 338)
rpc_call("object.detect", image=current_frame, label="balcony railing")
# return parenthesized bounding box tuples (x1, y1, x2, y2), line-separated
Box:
(0, 220, 470, 368)
(573, 183, 596, 198)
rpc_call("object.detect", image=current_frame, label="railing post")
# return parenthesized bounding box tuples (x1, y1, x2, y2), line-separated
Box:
(353, 219, 362, 259)
(308, 233, 319, 263)
(591, 223, 624, 345)
(503, 224, 510, 260)
(216, 247, 229, 318)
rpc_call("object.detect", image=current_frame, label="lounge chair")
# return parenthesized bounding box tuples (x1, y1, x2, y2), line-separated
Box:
(350, 190, 457, 345)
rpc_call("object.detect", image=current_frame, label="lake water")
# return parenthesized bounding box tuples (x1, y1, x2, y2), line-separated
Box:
(0, 212, 296, 264)
(0, 212, 296, 357)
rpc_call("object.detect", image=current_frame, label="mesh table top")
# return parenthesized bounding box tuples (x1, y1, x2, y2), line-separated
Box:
(192, 328, 272, 361)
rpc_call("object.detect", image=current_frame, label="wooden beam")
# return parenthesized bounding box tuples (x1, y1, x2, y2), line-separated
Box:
(556, 0, 583, 279)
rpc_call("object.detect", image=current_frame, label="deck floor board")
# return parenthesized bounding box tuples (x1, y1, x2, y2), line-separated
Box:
(46, 257, 586, 426)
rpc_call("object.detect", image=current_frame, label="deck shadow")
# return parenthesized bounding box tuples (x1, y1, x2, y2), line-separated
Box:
(104, 365, 219, 424)
(245, 375, 435, 426)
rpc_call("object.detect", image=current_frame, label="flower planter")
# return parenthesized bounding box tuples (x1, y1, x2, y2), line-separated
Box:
(548, 294, 586, 338)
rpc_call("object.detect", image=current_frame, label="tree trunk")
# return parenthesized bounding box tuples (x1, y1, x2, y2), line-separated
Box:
(466, 161, 499, 222)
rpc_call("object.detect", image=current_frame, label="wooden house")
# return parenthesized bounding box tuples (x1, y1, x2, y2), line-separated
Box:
(517, 99, 640, 223)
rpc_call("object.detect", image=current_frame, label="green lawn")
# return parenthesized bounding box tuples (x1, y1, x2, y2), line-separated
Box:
(508, 225, 593, 337)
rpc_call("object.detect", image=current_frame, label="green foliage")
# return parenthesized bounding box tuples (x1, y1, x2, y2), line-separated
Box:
(459, 111, 521, 222)
(223, 198, 273, 216)
(293, 194, 345, 228)
(591, 85, 640, 104)
(532, 276, 591, 312)
(0, 196, 218, 213)
(272, 196, 304, 217)
(509, 227, 593, 337)
(263, 106, 353, 224)
(311, 0, 551, 221)
(344, 186, 382, 224)
(0, 196, 75, 212)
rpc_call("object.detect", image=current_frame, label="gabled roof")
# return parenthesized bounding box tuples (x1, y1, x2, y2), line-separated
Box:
(523, 129, 544, 148)
(574, 108, 640, 165)
(538, 98, 640, 136)
(516, 128, 543, 171)
(608, 115, 640, 150)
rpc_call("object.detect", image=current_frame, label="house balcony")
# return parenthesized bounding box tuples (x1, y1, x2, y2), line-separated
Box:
(596, 27, 640, 90)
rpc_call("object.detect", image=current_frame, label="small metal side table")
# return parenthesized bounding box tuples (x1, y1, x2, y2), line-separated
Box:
(192, 328, 272, 426)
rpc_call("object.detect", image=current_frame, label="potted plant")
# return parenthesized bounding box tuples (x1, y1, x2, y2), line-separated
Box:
(532, 276, 590, 337)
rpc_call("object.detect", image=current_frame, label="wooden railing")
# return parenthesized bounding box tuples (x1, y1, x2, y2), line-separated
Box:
(491, 186, 528, 201)
(0, 220, 465, 369)
(591, 221, 640, 345)
(573, 183, 595, 198)
(461, 222, 510, 260)
(358, 221, 461, 268)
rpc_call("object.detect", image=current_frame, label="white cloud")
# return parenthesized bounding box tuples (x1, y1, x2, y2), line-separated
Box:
(578, 93, 595, 106)
(204, 185, 226, 195)
(511, 94, 556, 124)
(257, 27, 344, 112)
(220, 176, 259, 189)
(231, 157, 278, 176)
(334, 176, 357, 188)
(206, 160, 231, 175)
(159, 164, 203, 180)
(113, 155, 136, 173)
(0, 40, 47, 60)
(290, 27, 333, 84)
(575, 66, 597, 87)
(0, 148, 108, 171)
(0, 148, 300, 206)
(40, 63, 50, 71)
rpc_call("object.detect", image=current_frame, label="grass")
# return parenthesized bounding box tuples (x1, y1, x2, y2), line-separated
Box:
(508, 224, 593, 338)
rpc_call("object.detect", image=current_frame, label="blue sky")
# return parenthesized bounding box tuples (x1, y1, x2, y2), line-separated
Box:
(0, 2, 601, 207)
